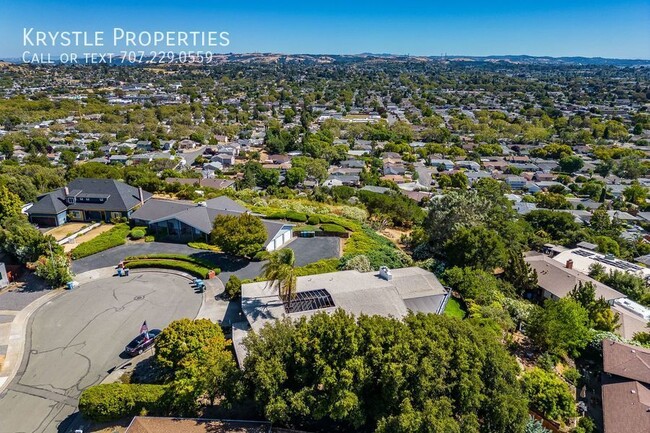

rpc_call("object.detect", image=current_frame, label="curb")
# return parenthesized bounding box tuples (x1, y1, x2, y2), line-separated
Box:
(0, 289, 63, 394)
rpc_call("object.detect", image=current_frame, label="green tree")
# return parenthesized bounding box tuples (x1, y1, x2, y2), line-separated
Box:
(569, 281, 620, 332)
(528, 298, 590, 357)
(449, 171, 468, 189)
(155, 318, 224, 373)
(210, 213, 267, 257)
(623, 181, 647, 205)
(503, 249, 538, 296)
(558, 155, 584, 174)
(445, 225, 507, 271)
(240, 311, 528, 432)
(224, 274, 242, 299)
(261, 248, 297, 309)
(521, 368, 577, 421)
(285, 166, 306, 188)
(0, 184, 22, 223)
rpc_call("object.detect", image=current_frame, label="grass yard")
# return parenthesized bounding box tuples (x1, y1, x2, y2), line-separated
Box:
(444, 297, 467, 319)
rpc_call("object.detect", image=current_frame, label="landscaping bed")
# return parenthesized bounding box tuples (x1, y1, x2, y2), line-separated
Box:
(123, 254, 220, 278)
(70, 224, 130, 260)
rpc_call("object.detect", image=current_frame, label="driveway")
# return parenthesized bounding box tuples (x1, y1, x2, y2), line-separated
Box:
(0, 272, 201, 433)
(72, 238, 341, 284)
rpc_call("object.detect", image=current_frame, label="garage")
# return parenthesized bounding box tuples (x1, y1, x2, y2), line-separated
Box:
(266, 225, 294, 251)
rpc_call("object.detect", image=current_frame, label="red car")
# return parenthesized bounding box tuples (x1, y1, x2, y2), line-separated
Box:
(124, 329, 161, 356)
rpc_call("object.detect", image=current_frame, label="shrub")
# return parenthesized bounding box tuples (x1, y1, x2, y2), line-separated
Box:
(521, 367, 577, 421)
(307, 215, 321, 225)
(253, 250, 270, 261)
(563, 367, 581, 385)
(340, 254, 372, 272)
(225, 275, 242, 299)
(125, 259, 217, 278)
(320, 223, 347, 234)
(188, 242, 221, 252)
(267, 211, 308, 223)
(130, 229, 146, 240)
(144, 235, 154, 242)
(70, 224, 130, 260)
(295, 258, 340, 276)
(124, 253, 217, 270)
(79, 383, 166, 422)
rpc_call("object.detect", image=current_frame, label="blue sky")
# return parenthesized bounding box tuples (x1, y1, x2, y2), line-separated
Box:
(1, 0, 649, 59)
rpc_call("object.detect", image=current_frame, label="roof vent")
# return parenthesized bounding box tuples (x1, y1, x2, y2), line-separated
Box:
(197, 201, 207, 207)
(379, 266, 392, 281)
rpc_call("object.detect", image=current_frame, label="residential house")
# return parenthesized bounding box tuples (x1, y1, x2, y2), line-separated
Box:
(177, 139, 199, 150)
(552, 248, 650, 280)
(130, 196, 293, 251)
(601, 340, 650, 433)
(505, 176, 527, 190)
(27, 178, 152, 227)
(234, 266, 450, 367)
(211, 154, 235, 167)
(429, 158, 455, 171)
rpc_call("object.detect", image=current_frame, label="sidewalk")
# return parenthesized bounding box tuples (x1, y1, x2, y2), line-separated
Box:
(0, 289, 62, 394)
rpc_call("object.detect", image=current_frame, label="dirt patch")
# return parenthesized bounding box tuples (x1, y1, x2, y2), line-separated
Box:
(45, 223, 89, 241)
(84, 418, 131, 433)
(63, 224, 115, 253)
(379, 227, 411, 249)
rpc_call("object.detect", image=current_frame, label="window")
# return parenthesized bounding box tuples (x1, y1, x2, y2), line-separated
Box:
(282, 289, 335, 314)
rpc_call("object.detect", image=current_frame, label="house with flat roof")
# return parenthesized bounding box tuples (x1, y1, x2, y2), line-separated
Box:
(27, 178, 152, 227)
(130, 196, 293, 251)
(234, 266, 449, 366)
(552, 248, 650, 281)
(601, 340, 650, 433)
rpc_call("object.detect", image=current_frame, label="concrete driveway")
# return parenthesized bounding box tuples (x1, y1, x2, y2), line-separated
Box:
(0, 272, 201, 433)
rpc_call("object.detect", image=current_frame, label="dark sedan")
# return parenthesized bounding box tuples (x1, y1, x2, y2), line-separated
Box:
(124, 329, 162, 356)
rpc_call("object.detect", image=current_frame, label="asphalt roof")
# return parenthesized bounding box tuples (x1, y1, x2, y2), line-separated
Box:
(28, 179, 152, 215)
(241, 267, 448, 333)
(525, 254, 625, 301)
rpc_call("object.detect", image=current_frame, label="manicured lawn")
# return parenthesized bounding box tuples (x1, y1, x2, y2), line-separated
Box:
(444, 297, 467, 319)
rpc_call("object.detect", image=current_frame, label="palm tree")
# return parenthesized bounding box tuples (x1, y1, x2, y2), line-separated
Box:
(261, 249, 297, 311)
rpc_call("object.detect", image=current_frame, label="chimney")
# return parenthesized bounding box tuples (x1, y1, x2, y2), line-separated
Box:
(64, 186, 69, 196)
(138, 187, 144, 205)
(566, 259, 574, 270)
(379, 266, 393, 281)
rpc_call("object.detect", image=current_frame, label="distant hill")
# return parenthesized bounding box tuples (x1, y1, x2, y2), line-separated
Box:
(2, 53, 648, 67)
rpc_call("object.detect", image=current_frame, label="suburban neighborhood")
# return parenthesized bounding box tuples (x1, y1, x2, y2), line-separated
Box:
(0, 8, 649, 431)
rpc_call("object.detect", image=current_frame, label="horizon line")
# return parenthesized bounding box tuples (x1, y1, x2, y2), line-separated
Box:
(2, 51, 650, 62)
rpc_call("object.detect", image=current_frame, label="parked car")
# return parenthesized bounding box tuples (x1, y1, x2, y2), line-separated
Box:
(124, 329, 161, 356)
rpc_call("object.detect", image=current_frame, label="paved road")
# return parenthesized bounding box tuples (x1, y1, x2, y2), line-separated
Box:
(0, 272, 201, 433)
(72, 238, 341, 284)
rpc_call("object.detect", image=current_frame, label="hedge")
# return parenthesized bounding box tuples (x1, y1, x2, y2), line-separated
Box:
(266, 211, 308, 223)
(79, 383, 166, 422)
(70, 224, 130, 260)
(320, 223, 347, 234)
(187, 242, 221, 252)
(124, 259, 216, 278)
(307, 215, 321, 225)
(124, 253, 218, 270)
